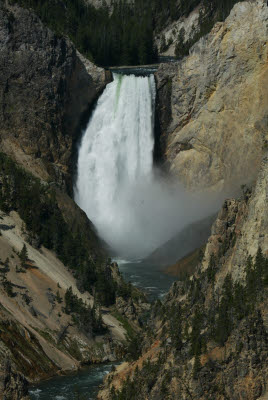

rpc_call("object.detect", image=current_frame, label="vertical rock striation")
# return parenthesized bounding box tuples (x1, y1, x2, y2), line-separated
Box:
(0, 2, 111, 193)
(0, 358, 29, 400)
(201, 153, 268, 282)
(155, 0, 268, 192)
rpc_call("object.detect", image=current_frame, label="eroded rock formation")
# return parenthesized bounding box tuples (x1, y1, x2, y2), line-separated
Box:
(0, 2, 110, 193)
(0, 357, 30, 400)
(98, 153, 268, 400)
(155, 0, 268, 192)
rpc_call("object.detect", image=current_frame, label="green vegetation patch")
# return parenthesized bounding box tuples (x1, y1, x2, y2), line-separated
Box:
(65, 286, 106, 336)
(174, 0, 245, 59)
(9, 0, 245, 67)
(111, 309, 142, 361)
(0, 153, 117, 304)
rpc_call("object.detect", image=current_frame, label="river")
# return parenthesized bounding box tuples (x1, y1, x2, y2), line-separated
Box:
(29, 363, 116, 400)
(29, 259, 176, 400)
(29, 69, 179, 399)
(117, 259, 176, 301)
(30, 259, 174, 400)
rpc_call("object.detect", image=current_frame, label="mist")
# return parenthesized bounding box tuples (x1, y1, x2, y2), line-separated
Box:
(75, 73, 226, 260)
(93, 169, 225, 259)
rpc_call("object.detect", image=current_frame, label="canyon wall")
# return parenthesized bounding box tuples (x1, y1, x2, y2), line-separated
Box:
(0, 0, 111, 285)
(0, 358, 29, 400)
(155, 0, 268, 192)
(0, 2, 111, 193)
(0, 3, 135, 396)
(99, 154, 268, 400)
(99, 2, 268, 399)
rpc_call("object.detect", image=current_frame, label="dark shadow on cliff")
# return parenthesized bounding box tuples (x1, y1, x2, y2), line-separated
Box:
(70, 70, 113, 198)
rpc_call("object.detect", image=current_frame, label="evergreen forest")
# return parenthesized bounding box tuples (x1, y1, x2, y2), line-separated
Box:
(11, 0, 244, 67)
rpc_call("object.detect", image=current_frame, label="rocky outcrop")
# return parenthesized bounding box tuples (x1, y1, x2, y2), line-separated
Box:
(99, 153, 268, 400)
(155, 3, 201, 57)
(154, 63, 176, 163)
(0, 2, 110, 193)
(0, 358, 29, 400)
(155, 0, 268, 192)
(201, 153, 268, 281)
(115, 296, 150, 325)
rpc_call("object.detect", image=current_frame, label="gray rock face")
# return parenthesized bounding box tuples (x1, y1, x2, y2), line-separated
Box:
(201, 153, 268, 282)
(99, 153, 268, 400)
(154, 63, 177, 163)
(0, 358, 29, 400)
(0, 2, 110, 192)
(155, 0, 268, 192)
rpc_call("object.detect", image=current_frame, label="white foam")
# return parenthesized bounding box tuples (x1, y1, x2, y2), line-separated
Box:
(29, 389, 41, 398)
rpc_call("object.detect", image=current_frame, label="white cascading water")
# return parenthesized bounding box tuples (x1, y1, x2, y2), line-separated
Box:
(75, 73, 156, 258)
(75, 73, 220, 259)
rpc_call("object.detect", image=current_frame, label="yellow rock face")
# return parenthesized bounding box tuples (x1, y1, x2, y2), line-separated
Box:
(158, 1, 268, 192)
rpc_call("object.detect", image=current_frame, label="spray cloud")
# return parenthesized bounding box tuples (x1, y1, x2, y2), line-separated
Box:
(75, 73, 222, 259)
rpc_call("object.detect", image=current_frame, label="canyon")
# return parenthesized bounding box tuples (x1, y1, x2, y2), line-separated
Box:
(0, 0, 267, 399)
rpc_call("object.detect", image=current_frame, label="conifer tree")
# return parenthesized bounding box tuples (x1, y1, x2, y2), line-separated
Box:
(19, 243, 28, 268)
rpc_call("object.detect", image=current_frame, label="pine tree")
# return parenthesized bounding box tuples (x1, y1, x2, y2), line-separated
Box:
(19, 244, 28, 268)
(190, 307, 203, 356)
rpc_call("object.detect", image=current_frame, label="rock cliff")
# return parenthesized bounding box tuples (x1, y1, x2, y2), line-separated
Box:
(0, 0, 111, 307)
(98, 2, 268, 399)
(0, 358, 29, 400)
(155, 3, 201, 57)
(155, 0, 268, 192)
(98, 152, 268, 400)
(0, 206, 148, 397)
(0, 3, 144, 398)
(0, 1, 110, 193)
(201, 154, 268, 281)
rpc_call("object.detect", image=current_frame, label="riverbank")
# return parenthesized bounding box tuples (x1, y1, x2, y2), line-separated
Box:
(28, 258, 176, 399)
(117, 259, 177, 301)
(29, 363, 118, 400)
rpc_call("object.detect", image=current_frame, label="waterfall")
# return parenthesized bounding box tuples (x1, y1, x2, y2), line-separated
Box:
(75, 73, 157, 258)
(75, 73, 221, 259)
